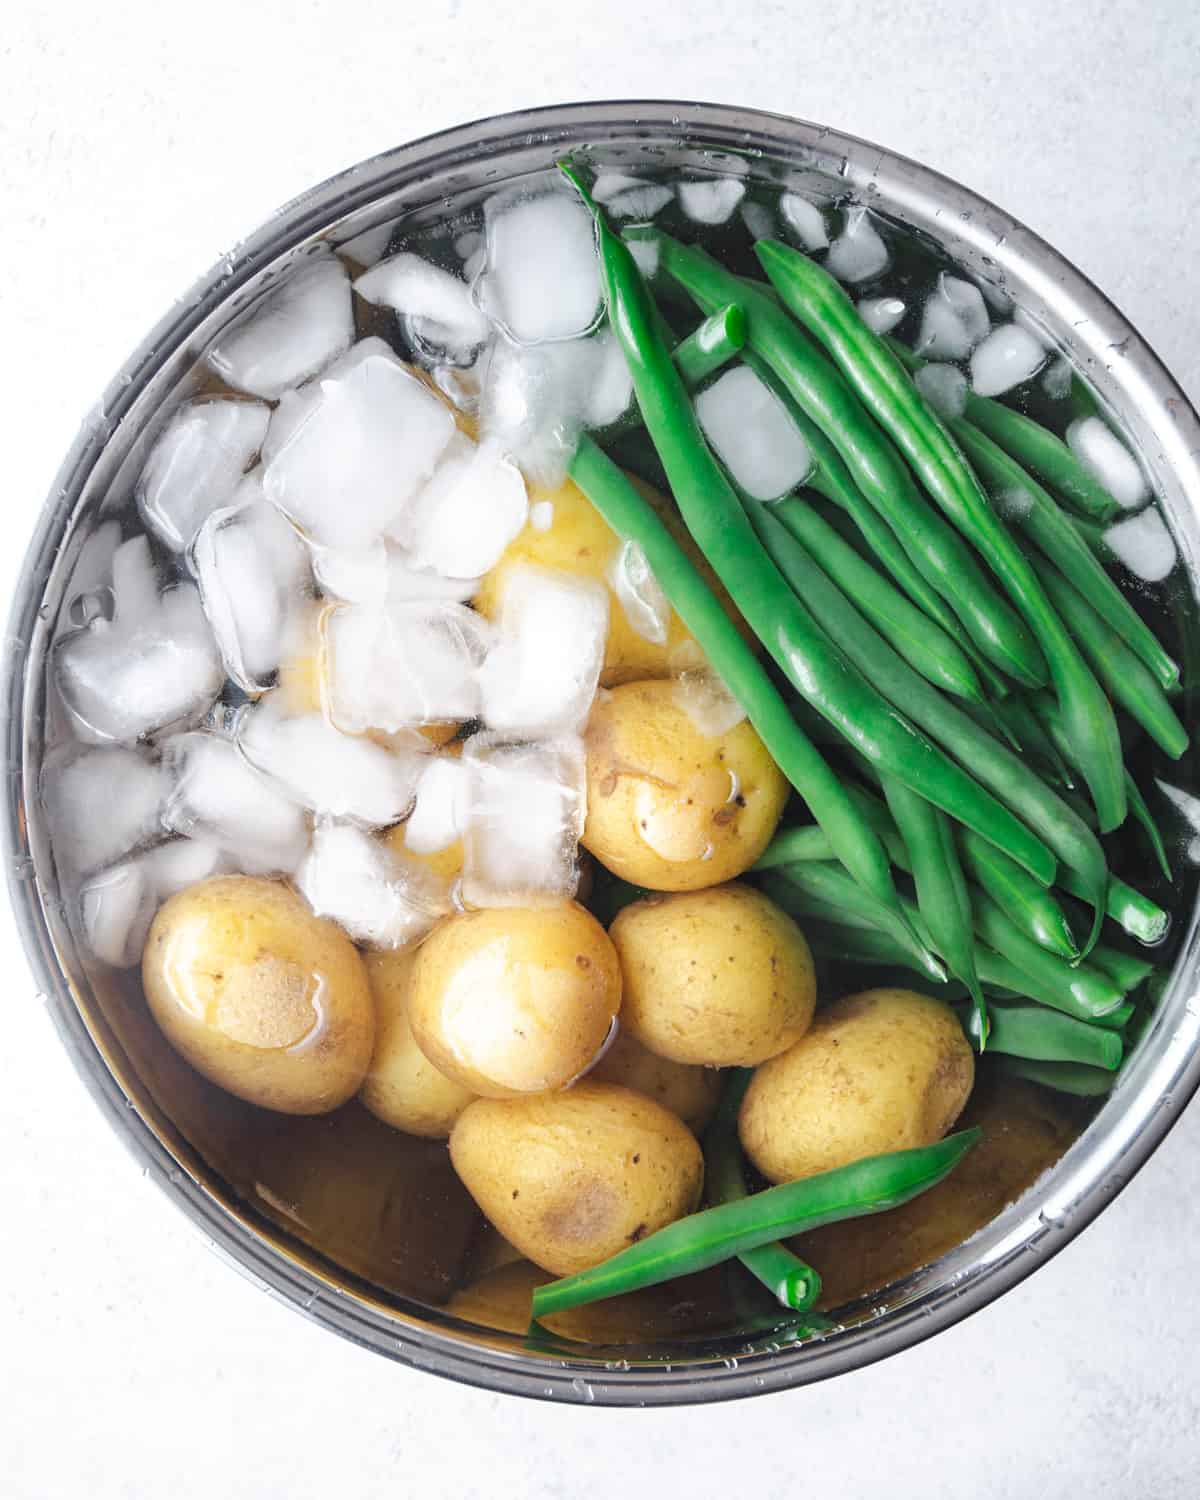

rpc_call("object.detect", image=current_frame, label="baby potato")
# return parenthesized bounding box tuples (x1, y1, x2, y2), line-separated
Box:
(142, 875, 374, 1115)
(609, 884, 815, 1068)
(360, 948, 477, 1137)
(582, 679, 788, 891)
(474, 473, 746, 687)
(409, 903, 621, 1097)
(449, 1081, 704, 1276)
(739, 987, 974, 1184)
(589, 1029, 722, 1135)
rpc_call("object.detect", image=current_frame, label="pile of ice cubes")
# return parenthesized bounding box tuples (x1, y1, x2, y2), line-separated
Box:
(49, 184, 648, 968)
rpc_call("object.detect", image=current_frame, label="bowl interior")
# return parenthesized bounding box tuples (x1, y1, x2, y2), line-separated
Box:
(9, 102, 1200, 1404)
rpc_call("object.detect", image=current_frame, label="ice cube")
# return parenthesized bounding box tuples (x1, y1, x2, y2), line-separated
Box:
(79, 859, 154, 968)
(61, 519, 122, 634)
(56, 539, 223, 744)
(592, 171, 644, 204)
(529, 501, 554, 532)
(677, 178, 746, 225)
(857, 297, 906, 336)
(479, 190, 602, 344)
(404, 431, 528, 577)
(969, 324, 1047, 397)
(825, 208, 889, 284)
(740, 201, 776, 242)
(138, 399, 270, 552)
(609, 539, 670, 645)
(239, 698, 425, 826)
(914, 362, 968, 420)
(779, 193, 829, 251)
(354, 252, 490, 354)
(192, 498, 310, 693)
(460, 734, 586, 907)
(310, 539, 390, 604)
(1013, 307, 1052, 349)
(43, 745, 169, 876)
(386, 549, 481, 604)
(261, 339, 456, 550)
(296, 820, 448, 949)
(583, 329, 634, 429)
(916, 277, 987, 361)
(323, 598, 490, 734)
(1104, 507, 1176, 582)
(478, 565, 608, 738)
(478, 336, 597, 487)
(337, 219, 398, 269)
(1067, 416, 1149, 510)
(143, 836, 229, 896)
(207, 253, 354, 400)
(627, 237, 660, 281)
(671, 666, 747, 736)
(695, 365, 814, 501)
(607, 185, 674, 221)
(404, 755, 469, 854)
(1042, 355, 1073, 401)
(454, 230, 483, 262)
(163, 730, 309, 875)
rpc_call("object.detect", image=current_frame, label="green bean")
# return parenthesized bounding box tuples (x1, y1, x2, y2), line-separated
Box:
(1070, 514, 1112, 561)
(961, 1001, 1123, 1071)
(704, 1073, 821, 1311)
(987, 696, 1074, 785)
(881, 774, 984, 1027)
(972, 892, 1125, 1021)
(958, 828, 1079, 962)
(753, 825, 838, 868)
(1032, 694, 1173, 881)
(1124, 773, 1173, 883)
(748, 505, 1117, 931)
(952, 418, 1178, 691)
(1094, 999, 1136, 1031)
(1028, 554, 1187, 759)
(759, 240, 1126, 834)
(1056, 864, 1169, 946)
(994, 1055, 1117, 1098)
(885, 336, 1120, 523)
(531, 1127, 982, 1318)
(1087, 944, 1155, 993)
(775, 498, 984, 703)
(651, 234, 1047, 688)
(672, 303, 747, 387)
(566, 437, 903, 913)
(761, 865, 946, 982)
(569, 176, 1053, 935)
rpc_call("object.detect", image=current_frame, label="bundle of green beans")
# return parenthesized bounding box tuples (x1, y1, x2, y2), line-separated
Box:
(559, 160, 1183, 1112)
(445, 162, 1191, 1336)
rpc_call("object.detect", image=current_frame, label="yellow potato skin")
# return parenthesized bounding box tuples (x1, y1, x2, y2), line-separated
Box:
(588, 1028, 722, 1135)
(739, 987, 975, 1184)
(474, 474, 745, 687)
(360, 948, 477, 1137)
(449, 1082, 704, 1276)
(610, 884, 816, 1067)
(582, 679, 788, 891)
(141, 875, 375, 1115)
(409, 904, 622, 1098)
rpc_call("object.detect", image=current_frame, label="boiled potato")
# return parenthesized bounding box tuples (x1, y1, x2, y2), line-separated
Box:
(409, 903, 621, 1097)
(609, 884, 815, 1067)
(360, 948, 477, 1137)
(582, 679, 788, 891)
(739, 987, 974, 1184)
(474, 473, 747, 686)
(142, 875, 374, 1115)
(589, 1028, 722, 1135)
(449, 1082, 704, 1276)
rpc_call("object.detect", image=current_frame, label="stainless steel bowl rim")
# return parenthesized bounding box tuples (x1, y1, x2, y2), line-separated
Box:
(7, 100, 1200, 1406)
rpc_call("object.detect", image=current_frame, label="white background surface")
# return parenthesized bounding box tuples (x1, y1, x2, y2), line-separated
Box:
(3, 2, 1199, 1494)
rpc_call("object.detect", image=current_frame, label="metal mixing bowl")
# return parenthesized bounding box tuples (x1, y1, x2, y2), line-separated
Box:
(7, 101, 1200, 1405)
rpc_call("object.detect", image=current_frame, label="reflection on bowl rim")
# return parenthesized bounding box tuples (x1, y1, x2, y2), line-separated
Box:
(6, 100, 1200, 1406)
